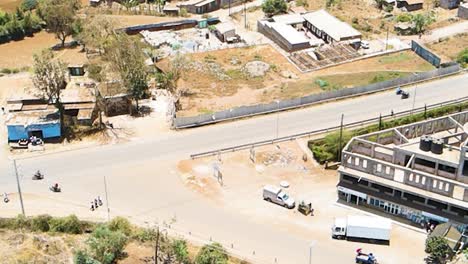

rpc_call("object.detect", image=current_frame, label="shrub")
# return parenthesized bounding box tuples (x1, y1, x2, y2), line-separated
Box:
(179, 8, 188, 17)
(49, 215, 82, 234)
(396, 13, 412, 22)
(86, 225, 128, 264)
(172, 239, 190, 263)
(30, 214, 52, 232)
(425, 236, 451, 263)
(131, 227, 157, 242)
(74, 250, 100, 264)
(195, 242, 228, 264)
(262, 0, 287, 17)
(296, 0, 309, 7)
(12, 214, 30, 230)
(108, 217, 132, 236)
(456, 48, 468, 68)
(384, 4, 393, 12)
(21, 0, 38, 11)
(351, 17, 358, 24)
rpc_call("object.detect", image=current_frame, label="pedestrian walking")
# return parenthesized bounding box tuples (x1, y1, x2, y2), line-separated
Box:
(94, 199, 99, 209)
(90, 202, 95, 211)
(3, 192, 9, 203)
(98, 196, 103, 206)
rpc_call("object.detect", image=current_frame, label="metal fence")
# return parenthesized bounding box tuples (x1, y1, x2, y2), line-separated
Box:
(175, 64, 461, 129)
(411, 40, 441, 67)
(190, 96, 468, 159)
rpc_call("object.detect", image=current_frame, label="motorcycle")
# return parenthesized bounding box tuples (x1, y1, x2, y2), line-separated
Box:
(50, 184, 61, 193)
(32, 170, 44, 180)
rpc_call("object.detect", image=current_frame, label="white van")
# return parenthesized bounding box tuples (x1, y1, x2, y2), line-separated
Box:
(262, 185, 295, 209)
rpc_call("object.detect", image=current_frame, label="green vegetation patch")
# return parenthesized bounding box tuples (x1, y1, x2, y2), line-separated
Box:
(309, 101, 468, 164)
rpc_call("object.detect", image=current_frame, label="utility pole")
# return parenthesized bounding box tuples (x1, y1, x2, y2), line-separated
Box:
(13, 160, 25, 216)
(424, 104, 427, 119)
(155, 226, 160, 264)
(229, 0, 231, 16)
(103, 175, 110, 221)
(244, 0, 247, 29)
(378, 113, 382, 130)
(276, 100, 280, 139)
(411, 77, 418, 115)
(338, 114, 344, 162)
(385, 26, 389, 51)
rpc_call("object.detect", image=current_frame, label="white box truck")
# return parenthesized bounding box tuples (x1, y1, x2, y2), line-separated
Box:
(332, 216, 391, 242)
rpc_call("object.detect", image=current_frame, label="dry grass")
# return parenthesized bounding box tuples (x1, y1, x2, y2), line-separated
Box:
(426, 33, 468, 62)
(0, 0, 22, 12)
(173, 49, 434, 116)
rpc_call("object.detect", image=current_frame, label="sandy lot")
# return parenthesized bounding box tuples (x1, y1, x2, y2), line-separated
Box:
(176, 140, 428, 264)
(171, 48, 434, 116)
(427, 33, 468, 62)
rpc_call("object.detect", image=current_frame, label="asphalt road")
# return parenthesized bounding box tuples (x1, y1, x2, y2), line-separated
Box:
(1, 74, 467, 263)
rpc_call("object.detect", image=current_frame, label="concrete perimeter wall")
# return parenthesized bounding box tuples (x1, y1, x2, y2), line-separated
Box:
(174, 64, 461, 128)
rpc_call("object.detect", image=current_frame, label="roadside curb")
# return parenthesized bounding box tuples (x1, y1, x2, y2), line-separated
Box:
(334, 202, 427, 234)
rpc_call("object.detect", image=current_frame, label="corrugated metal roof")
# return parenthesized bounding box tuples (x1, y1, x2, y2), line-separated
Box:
(269, 22, 310, 45)
(303, 10, 362, 42)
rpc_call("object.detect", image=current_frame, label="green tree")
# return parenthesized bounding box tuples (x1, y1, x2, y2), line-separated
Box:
(32, 49, 67, 131)
(261, 0, 287, 17)
(86, 225, 128, 264)
(411, 12, 435, 36)
(5, 14, 24, 40)
(39, 0, 80, 47)
(77, 15, 116, 54)
(105, 33, 149, 112)
(22, 11, 34, 35)
(195, 242, 228, 264)
(121, 0, 139, 11)
(456, 48, 468, 68)
(172, 239, 190, 263)
(425, 236, 451, 264)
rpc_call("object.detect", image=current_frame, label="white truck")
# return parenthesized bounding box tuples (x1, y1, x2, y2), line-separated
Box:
(263, 185, 295, 209)
(332, 216, 391, 242)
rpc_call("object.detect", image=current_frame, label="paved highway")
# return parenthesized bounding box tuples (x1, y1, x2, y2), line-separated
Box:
(1, 74, 467, 263)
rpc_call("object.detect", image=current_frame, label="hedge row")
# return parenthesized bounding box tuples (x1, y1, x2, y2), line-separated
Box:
(310, 102, 468, 164)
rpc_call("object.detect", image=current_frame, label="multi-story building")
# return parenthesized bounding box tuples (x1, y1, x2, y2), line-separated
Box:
(337, 111, 468, 229)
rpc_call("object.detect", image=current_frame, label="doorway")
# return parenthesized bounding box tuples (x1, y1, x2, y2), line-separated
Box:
(28, 130, 43, 139)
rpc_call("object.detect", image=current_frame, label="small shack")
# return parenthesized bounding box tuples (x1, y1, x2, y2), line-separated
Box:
(163, 5, 180, 16)
(61, 81, 97, 126)
(6, 108, 61, 142)
(213, 22, 236, 42)
(459, 3, 468, 19)
(178, 0, 221, 14)
(68, 64, 85, 77)
(440, 0, 460, 9)
(397, 0, 423, 11)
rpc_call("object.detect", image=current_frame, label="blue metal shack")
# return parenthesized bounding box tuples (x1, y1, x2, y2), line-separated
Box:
(6, 109, 61, 141)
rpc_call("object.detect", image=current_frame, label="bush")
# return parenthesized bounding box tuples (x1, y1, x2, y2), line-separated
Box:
(108, 217, 132, 236)
(296, 0, 309, 7)
(131, 227, 157, 242)
(425, 236, 451, 263)
(30, 214, 52, 232)
(21, 0, 38, 11)
(195, 242, 228, 264)
(396, 13, 412, 22)
(456, 48, 468, 68)
(86, 225, 128, 264)
(262, 0, 287, 17)
(74, 250, 100, 264)
(172, 239, 190, 263)
(384, 4, 393, 12)
(49, 215, 82, 234)
(179, 8, 188, 17)
(12, 214, 30, 230)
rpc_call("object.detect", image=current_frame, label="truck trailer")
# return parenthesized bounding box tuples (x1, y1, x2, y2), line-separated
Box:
(332, 216, 391, 242)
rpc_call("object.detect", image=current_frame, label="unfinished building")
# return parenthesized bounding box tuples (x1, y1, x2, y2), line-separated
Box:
(338, 111, 468, 229)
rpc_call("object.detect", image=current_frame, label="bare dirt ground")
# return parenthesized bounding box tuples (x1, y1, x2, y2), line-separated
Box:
(427, 33, 468, 62)
(171, 48, 433, 116)
(0, 0, 22, 12)
(176, 140, 428, 264)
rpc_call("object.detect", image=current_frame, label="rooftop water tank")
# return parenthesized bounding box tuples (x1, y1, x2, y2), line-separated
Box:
(431, 138, 444, 155)
(419, 135, 432, 152)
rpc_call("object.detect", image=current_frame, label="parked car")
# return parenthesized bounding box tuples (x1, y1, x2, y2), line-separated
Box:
(361, 41, 370, 49)
(262, 185, 295, 209)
